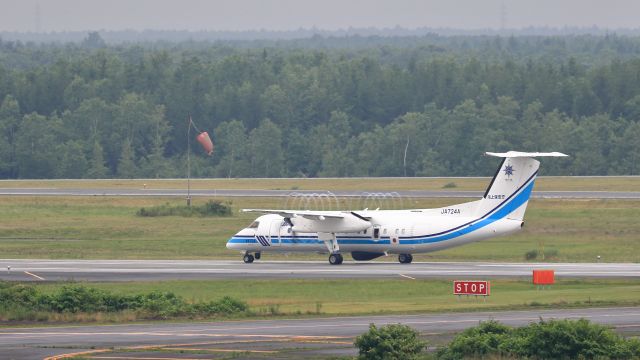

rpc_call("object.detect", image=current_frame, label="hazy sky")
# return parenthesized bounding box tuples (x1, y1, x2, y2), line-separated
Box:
(1, 0, 639, 32)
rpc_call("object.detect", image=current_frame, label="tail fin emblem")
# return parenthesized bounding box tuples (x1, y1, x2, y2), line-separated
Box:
(503, 164, 515, 178)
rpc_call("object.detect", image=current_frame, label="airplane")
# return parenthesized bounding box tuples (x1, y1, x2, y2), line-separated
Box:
(227, 151, 568, 265)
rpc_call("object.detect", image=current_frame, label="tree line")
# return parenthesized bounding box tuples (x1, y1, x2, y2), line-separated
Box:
(1, 33, 640, 178)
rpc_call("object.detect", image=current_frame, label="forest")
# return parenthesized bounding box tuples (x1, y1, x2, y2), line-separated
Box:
(1, 32, 640, 178)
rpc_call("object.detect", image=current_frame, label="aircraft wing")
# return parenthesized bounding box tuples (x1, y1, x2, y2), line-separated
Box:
(242, 209, 345, 220)
(242, 209, 372, 232)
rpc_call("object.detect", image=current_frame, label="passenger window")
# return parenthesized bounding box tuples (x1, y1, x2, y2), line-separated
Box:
(248, 221, 259, 229)
(383, 228, 387, 234)
(401, 229, 406, 234)
(373, 228, 380, 239)
(363, 229, 367, 235)
(395, 229, 399, 234)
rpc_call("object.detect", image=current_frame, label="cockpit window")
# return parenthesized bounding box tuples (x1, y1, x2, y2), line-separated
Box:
(248, 221, 259, 229)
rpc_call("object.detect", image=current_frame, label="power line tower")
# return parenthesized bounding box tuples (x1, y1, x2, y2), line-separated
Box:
(35, 2, 42, 33)
(500, 2, 508, 31)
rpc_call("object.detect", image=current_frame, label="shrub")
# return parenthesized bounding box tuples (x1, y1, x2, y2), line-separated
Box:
(0, 283, 38, 307)
(355, 323, 427, 360)
(201, 200, 233, 216)
(137, 200, 232, 217)
(436, 320, 511, 360)
(138, 291, 186, 318)
(510, 318, 635, 359)
(442, 182, 457, 189)
(190, 296, 248, 316)
(525, 249, 538, 260)
(436, 319, 640, 360)
(525, 248, 560, 261)
(45, 285, 110, 313)
(0, 281, 249, 321)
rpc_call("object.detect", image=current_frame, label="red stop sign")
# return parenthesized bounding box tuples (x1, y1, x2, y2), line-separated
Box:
(453, 280, 490, 296)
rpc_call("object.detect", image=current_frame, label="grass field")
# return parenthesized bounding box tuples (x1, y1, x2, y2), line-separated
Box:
(32, 278, 640, 317)
(1, 176, 640, 191)
(0, 195, 639, 262)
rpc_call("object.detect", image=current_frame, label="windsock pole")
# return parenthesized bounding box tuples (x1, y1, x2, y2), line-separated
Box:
(187, 116, 192, 207)
(186, 116, 214, 206)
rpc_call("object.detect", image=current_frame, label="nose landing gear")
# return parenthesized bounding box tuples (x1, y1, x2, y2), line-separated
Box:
(243, 254, 255, 263)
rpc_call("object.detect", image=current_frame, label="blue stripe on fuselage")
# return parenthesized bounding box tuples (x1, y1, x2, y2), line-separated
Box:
(401, 178, 534, 245)
(227, 237, 390, 245)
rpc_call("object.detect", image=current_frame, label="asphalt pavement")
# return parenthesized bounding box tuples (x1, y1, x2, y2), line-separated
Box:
(2, 307, 640, 359)
(1, 259, 638, 282)
(1, 187, 640, 198)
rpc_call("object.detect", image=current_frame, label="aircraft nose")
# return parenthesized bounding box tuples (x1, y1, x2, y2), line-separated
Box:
(226, 233, 243, 250)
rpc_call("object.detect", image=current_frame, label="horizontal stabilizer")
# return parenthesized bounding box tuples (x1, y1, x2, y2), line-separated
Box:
(485, 151, 568, 158)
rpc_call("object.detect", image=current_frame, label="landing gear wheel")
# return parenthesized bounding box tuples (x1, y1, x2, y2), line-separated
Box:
(254, 252, 261, 260)
(329, 253, 343, 265)
(243, 254, 255, 263)
(398, 254, 413, 264)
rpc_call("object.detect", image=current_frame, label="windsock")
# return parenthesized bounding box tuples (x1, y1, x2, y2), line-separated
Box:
(196, 131, 214, 155)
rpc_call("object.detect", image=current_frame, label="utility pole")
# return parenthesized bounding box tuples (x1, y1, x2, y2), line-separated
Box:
(403, 136, 410, 177)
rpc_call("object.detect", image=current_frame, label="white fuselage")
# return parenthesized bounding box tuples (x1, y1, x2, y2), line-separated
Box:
(226, 206, 524, 255)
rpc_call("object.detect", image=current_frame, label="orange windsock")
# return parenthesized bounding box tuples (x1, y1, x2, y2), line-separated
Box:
(196, 131, 214, 155)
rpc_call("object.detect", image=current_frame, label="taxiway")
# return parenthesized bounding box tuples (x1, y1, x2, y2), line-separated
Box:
(1, 187, 640, 199)
(2, 307, 640, 359)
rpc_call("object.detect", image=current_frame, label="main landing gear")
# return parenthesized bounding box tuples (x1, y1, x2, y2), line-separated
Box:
(320, 232, 342, 265)
(243, 252, 261, 263)
(398, 253, 413, 264)
(329, 253, 343, 265)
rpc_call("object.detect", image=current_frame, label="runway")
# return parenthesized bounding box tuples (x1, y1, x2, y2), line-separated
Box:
(1, 187, 640, 199)
(1, 259, 639, 282)
(2, 307, 640, 359)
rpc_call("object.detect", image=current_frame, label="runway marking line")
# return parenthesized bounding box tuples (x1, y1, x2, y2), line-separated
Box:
(399, 273, 416, 280)
(161, 347, 276, 353)
(4, 331, 353, 338)
(89, 357, 206, 360)
(290, 339, 354, 345)
(44, 349, 110, 360)
(45, 334, 350, 359)
(24, 270, 45, 280)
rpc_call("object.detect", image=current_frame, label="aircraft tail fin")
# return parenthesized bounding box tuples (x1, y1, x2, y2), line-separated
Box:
(475, 151, 568, 221)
